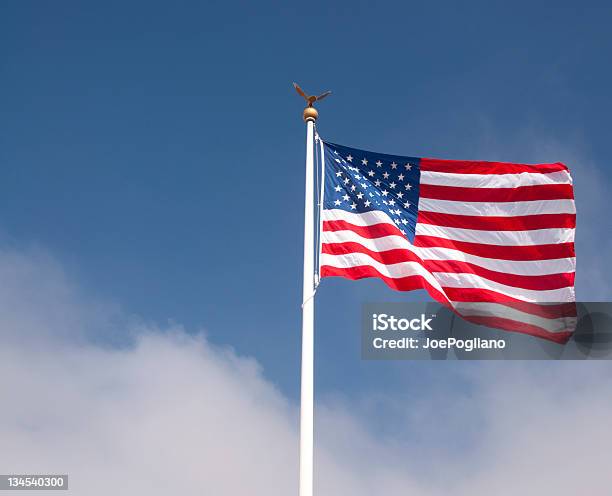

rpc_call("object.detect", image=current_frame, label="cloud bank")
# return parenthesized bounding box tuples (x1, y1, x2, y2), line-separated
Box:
(0, 244, 611, 495)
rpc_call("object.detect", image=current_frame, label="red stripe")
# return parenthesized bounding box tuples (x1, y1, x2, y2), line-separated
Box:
(420, 158, 569, 175)
(323, 219, 403, 239)
(322, 242, 423, 265)
(413, 235, 575, 261)
(417, 211, 576, 230)
(320, 265, 449, 305)
(420, 183, 574, 202)
(461, 315, 572, 344)
(424, 259, 574, 291)
(322, 242, 574, 291)
(443, 287, 577, 319)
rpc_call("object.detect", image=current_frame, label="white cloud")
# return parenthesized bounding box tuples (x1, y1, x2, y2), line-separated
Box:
(0, 245, 611, 495)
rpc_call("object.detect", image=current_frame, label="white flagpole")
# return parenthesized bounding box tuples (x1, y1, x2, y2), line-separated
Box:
(299, 103, 318, 496)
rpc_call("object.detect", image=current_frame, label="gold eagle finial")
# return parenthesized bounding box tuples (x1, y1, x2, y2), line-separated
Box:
(293, 82, 331, 121)
(293, 82, 332, 108)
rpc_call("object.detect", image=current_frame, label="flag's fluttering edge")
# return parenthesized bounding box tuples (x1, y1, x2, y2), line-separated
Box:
(320, 140, 577, 343)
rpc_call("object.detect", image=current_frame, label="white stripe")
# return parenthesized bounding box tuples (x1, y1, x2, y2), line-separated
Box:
(416, 245, 575, 276)
(322, 229, 408, 252)
(320, 252, 447, 296)
(415, 223, 575, 246)
(321, 229, 576, 276)
(454, 302, 576, 334)
(418, 198, 576, 216)
(432, 272, 575, 302)
(420, 170, 572, 188)
(321, 251, 574, 302)
(322, 208, 394, 226)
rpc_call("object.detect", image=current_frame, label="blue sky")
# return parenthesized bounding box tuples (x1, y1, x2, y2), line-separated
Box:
(2, 0, 612, 413)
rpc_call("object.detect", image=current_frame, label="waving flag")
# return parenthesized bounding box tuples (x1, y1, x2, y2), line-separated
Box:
(319, 140, 577, 343)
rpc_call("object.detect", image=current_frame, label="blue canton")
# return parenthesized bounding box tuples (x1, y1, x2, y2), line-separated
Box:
(321, 140, 421, 242)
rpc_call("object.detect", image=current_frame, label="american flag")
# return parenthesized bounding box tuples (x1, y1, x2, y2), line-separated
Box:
(318, 138, 577, 343)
